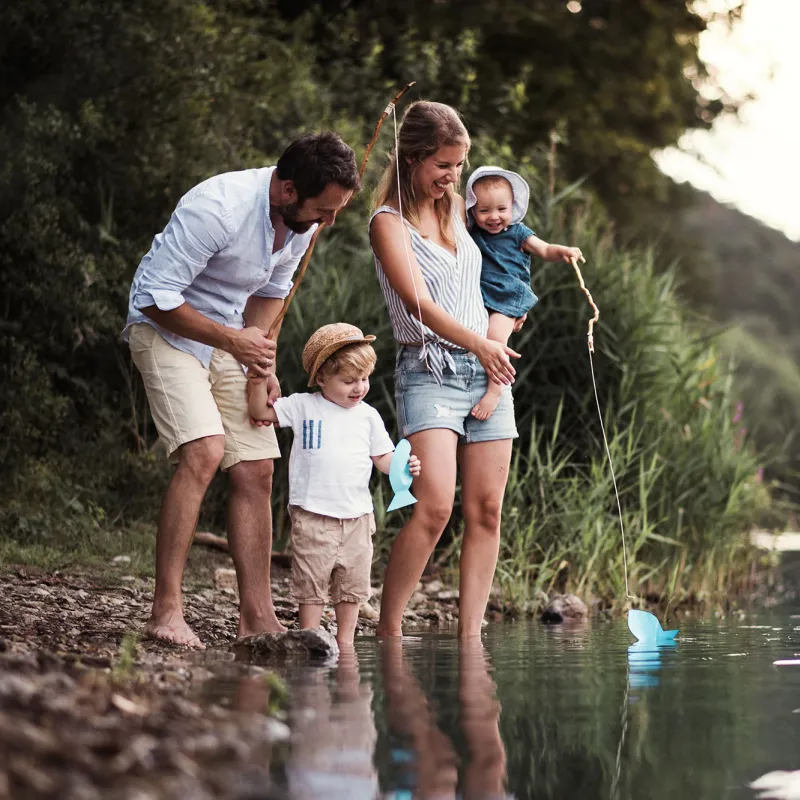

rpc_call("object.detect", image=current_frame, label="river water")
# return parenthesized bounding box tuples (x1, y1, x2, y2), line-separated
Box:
(226, 609, 800, 799)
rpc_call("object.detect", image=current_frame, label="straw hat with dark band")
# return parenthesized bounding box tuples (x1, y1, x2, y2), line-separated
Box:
(302, 322, 376, 387)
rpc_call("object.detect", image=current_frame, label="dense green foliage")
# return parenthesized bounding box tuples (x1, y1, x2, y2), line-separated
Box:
(678, 190, 800, 493)
(275, 185, 768, 605)
(0, 0, 773, 603)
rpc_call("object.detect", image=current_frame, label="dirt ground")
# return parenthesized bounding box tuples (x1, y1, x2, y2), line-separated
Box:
(0, 548, 469, 800)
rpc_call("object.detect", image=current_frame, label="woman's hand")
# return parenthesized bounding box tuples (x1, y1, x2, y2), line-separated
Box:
(475, 338, 520, 386)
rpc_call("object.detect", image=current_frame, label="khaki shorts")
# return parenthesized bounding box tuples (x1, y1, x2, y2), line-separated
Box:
(128, 323, 280, 470)
(289, 506, 375, 605)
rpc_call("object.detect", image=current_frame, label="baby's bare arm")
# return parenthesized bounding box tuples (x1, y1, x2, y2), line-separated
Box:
(522, 234, 583, 263)
(246, 375, 279, 423)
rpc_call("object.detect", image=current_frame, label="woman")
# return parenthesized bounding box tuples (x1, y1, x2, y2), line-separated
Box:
(370, 101, 520, 637)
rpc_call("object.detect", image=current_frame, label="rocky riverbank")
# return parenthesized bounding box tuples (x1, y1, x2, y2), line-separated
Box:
(0, 558, 513, 799)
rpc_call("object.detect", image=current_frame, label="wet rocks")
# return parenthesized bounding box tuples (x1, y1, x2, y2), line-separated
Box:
(541, 594, 588, 624)
(358, 600, 379, 621)
(234, 628, 339, 662)
(0, 653, 289, 800)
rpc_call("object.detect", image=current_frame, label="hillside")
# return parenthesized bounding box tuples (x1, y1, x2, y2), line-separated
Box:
(679, 188, 800, 486)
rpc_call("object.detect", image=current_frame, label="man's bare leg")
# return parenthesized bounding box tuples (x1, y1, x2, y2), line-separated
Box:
(227, 458, 286, 637)
(145, 435, 225, 648)
(471, 312, 517, 421)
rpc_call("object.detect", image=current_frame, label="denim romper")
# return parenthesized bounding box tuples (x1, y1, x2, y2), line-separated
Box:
(471, 222, 539, 319)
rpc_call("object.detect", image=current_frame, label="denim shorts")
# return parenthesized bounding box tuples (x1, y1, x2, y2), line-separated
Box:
(395, 346, 518, 443)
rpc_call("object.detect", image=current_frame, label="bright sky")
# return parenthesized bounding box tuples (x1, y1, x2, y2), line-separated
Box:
(655, 0, 800, 241)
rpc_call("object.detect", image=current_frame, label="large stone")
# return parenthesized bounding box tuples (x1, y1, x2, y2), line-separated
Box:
(423, 579, 444, 595)
(541, 594, 588, 624)
(233, 629, 339, 662)
(214, 568, 237, 591)
(358, 600, 379, 621)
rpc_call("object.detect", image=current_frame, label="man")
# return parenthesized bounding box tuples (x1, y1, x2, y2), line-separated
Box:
(123, 132, 360, 647)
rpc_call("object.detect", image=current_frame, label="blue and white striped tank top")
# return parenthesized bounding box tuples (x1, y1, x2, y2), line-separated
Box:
(370, 204, 488, 384)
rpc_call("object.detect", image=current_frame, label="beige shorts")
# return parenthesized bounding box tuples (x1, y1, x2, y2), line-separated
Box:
(289, 506, 375, 605)
(128, 323, 280, 470)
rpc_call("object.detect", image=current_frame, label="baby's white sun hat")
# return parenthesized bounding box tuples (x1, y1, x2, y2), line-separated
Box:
(465, 165, 530, 227)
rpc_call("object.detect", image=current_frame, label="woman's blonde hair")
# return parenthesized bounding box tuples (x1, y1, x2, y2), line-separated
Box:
(373, 101, 470, 250)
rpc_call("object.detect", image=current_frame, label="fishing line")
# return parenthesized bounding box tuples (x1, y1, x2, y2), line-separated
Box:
(391, 104, 429, 366)
(570, 257, 635, 604)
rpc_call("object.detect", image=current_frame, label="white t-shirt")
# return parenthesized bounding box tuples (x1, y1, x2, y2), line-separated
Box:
(273, 393, 395, 519)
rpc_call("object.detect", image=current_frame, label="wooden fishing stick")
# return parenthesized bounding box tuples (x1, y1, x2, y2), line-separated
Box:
(570, 257, 599, 352)
(267, 81, 417, 339)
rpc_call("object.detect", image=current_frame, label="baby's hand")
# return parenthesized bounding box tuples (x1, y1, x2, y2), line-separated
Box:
(552, 245, 584, 264)
(408, 454, 422, 477)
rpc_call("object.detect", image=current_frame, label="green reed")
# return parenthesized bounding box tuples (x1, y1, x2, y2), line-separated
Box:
(265, 189, 769, 609)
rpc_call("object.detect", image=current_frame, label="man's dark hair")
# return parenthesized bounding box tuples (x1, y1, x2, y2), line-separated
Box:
(276, 132, 361, 201)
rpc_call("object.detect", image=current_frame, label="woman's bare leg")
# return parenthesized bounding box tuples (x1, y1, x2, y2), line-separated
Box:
(457, 438, 513, 636)
(471, 313, 516, 420)
(376, 428, 459, 637)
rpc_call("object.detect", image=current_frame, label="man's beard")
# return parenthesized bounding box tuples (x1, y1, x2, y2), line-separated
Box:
(278, 202, 318, 234)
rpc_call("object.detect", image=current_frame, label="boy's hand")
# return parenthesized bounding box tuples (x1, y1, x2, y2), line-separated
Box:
(549, 245, 584, 264)
(250, 375, 281, 427)
(408, 454, 422, 477)
(266, 374, 281, 406)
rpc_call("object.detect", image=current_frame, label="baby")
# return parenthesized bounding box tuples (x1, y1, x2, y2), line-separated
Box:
(466, 166, 584, 419)
(248, 322, 421, 649)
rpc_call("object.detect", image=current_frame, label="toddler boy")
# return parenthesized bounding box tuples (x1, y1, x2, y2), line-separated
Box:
(248, 322, 421, 648)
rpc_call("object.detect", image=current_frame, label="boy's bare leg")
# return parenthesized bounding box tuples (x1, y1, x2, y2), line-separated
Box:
(299, 603, 324, 629)
(471, 312, 517, 420)
(334, 601, 360, 650)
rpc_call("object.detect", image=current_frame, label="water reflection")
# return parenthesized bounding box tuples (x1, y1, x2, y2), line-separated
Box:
(286, 648, 378, 799)
(380, 638, 509, 800)
(207, 612, 800, 799)
(627, 641, 676, 694)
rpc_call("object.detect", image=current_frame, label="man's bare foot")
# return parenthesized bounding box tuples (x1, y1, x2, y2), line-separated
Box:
(471, 387, 502, 421)
(144, 613, 205, 649)
(237, 612, 287, 639)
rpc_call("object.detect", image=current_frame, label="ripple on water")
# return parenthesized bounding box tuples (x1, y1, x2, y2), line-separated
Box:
(199, 608, 800, 799)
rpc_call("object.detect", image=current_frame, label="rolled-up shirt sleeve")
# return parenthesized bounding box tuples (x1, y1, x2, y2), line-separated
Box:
(131, 193, 233, 312)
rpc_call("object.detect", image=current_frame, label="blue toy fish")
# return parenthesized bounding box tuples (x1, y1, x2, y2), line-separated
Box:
(387, 438, 417, 512)
(627, 609, 678, 646)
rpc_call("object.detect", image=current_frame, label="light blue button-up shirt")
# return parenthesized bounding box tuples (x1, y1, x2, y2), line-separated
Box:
(123, 166, 316, 367)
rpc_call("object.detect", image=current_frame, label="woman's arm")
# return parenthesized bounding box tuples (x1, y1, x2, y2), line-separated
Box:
(370, 212, 518, 385)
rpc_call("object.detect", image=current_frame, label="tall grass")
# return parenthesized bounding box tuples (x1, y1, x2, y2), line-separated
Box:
(268, 186, 769, 608)
(2, 161, 770, 608)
